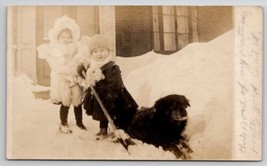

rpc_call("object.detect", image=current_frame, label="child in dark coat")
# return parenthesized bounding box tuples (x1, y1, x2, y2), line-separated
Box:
(77, 34, 138, 138)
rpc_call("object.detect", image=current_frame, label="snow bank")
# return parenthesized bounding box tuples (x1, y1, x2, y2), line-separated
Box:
(117, 29, 235, 159)
(116, 51, 163, 81)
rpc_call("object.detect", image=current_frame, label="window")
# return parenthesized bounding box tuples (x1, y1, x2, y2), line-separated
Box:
(152, 6, 191, 54)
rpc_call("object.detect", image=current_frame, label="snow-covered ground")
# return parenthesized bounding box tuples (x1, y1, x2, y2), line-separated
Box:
(7, 75, 176, 160)
(7, 29, 235, 160)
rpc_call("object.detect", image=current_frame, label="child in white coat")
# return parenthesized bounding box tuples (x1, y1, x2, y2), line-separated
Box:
(37, 16, 87, 133)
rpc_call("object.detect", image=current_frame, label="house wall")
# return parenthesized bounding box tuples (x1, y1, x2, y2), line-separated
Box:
(16, 6, 37, 82)
(115, 6, 152, 57)
(99, 6, 116, 55)
(114, 6, 200, 56)
(8, 7, 18, 76)
(197, 6, 233, 42)
(12, 6, 234, 86)
(190, 7, 199, 42)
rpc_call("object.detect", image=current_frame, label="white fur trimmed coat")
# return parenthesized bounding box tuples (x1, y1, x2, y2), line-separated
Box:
(37, 42, 89, 107)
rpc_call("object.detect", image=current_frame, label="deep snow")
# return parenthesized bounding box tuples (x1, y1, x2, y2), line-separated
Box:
(117, 29, 235, 160)
(7, 29, 235, 160)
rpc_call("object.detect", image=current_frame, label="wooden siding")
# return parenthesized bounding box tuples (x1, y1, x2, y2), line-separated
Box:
(99, 6, 116, 54)
(115, 6, 152, 57)
(16, 6, 37, 82)
(197, 7, 233, 42)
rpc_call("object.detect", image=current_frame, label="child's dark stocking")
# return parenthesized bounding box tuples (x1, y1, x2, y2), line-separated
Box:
(59, 105, 72, 133)
(74, 105, 86, 130)
(60, 105, 70, 125)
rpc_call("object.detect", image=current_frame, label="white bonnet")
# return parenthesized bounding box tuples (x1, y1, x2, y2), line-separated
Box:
(48, 15, 80, 44)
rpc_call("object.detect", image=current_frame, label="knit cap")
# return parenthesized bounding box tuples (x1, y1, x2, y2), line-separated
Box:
(89, 34, 112, 53)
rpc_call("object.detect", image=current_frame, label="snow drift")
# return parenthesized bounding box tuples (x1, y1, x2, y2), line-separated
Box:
(117, 29, 235, 160)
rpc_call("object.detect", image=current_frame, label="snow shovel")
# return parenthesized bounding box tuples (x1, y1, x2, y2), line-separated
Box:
(89, 86, 135, 154)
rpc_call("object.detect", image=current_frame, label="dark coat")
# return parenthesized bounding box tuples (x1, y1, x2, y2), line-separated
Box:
(83, 61, 138, 123)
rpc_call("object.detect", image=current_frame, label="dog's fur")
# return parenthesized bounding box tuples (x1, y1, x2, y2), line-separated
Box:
(115, 94, 191, 158)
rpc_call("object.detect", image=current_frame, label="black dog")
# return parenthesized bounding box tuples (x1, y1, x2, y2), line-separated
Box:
(115, 94, 191, 159)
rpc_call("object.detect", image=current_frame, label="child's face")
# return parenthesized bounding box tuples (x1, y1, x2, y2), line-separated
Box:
(91, 48, 109, 62)
(58, 30, 72, 45)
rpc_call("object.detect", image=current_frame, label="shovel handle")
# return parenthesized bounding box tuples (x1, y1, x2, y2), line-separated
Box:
(90, 86, 117, 131)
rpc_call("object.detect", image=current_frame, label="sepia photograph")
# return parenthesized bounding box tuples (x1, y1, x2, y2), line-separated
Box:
(6, 5, 262, 160)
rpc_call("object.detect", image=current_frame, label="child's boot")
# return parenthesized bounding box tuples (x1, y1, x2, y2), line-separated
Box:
(96, 127, 108, 140)
(96, 121, 108, 139)
(96, 127, 108, 136)
(59, 123, 72, 134)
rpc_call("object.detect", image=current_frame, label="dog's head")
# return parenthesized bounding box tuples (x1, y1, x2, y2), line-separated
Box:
(154, 94, 190, 124)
